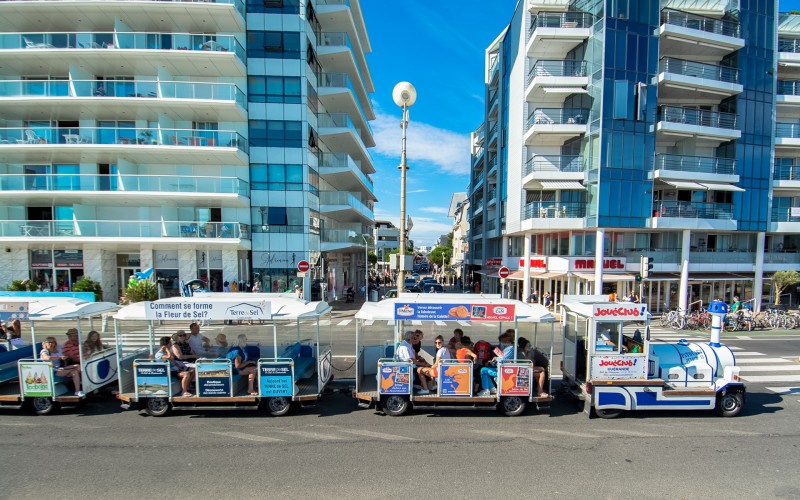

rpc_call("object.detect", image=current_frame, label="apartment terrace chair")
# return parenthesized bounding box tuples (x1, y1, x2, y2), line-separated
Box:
(25, 129, 45, 144)
(23, 36, 54, 49)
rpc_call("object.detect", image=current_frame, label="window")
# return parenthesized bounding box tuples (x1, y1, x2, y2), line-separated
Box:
(247, 31, 301, 59)
(250, 163, 304, 190)
(249, 120, 303, 148)
(248, 76, 301, 104)
(246, 0, 300, 14)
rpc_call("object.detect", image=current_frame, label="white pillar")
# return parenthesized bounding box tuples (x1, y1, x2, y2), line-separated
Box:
(594, 228, 604, 294)
(678, 229, 691, 312)
(523, 233, 531, 301)
(753, 231, 765, 313)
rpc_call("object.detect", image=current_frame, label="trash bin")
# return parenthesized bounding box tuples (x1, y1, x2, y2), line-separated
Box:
(370, 289, 378, 302)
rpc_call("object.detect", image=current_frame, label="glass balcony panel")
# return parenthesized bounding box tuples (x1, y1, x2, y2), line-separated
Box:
(658, 105, 737, 129)
(319, 191, 374, 219)
(527, 108, 589, 129)
(661, 8, 740, 37)
(655, 154, 736, 175)
(319, 152, 373, 192)
(529, 11, 595, 38)
(779, 38, 800, 53)
(654, 201, 733, 219)
(772, 207, 800, 222)
(659, 57, 739, 83)
(778, 80, 800, 96)
(774, 164, 800, 181)
(1, 174, 249, 197)
(528, 60, 588, 85)
(318, 72, 372, 134)
(3, 220, 248, 239)
(522, 201, 585, 219)
(776, 123, 800, 138)
(524, 155, 584, 176)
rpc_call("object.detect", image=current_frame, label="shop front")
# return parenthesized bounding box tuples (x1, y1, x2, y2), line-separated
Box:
(30, 249, 84, 291)
(197, 250, 223, 292)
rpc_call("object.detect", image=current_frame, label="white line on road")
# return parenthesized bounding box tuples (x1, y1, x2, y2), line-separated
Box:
(471, 429, 548, 441)
(434, 321, 446, 326)
(411, 320, 422, 326)
(737, 336, 753, 340)
(365, 320, 374, 326)
(593, 428, 658, 438)
(765, 387, 800, 394)
(741, 375, 800, 382)
(731, 352, 766, 356)
(729, 346, 744, 350)
(337, 429, 416, 441)
(210, 431, 284, 443)
(337, 319, 352, 326)
(532, 428, 601, 439)
(278, 430, 345, 441)
(733, 358, 792, 364)
(457, 321, 470, 326)
(738, 365, 800, 372)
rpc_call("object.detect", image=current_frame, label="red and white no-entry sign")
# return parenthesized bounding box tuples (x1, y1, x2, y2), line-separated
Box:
(297, 260, 310, 273)
(498, 266, 510, 279)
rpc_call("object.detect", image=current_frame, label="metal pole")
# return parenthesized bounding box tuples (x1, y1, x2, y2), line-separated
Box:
(397, 104, 409, 293)
(364, 235, 369, 302)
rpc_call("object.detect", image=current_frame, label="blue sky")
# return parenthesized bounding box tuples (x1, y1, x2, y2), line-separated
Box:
(360, 0, 800, 247)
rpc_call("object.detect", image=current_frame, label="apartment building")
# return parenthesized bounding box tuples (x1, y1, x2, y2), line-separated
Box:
(467, 0, 793, 312)
(448, 192, 469, 281)
(0, 0, 376, 300)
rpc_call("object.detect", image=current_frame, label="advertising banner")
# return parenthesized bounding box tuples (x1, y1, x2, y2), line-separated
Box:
(259, 362, 293, 397)
(438, 362, 472, 396)
(499, 364, 531, 396)
(378, 363, 411, 395)
(590, 355, 647, 380)
(0, 302, 28, 322)
(144, 299, 272, 321)
(393, 303, 515, 322)
(19, 362, 54, 398)
(592, 304, 648, 321)
(196, 360, 232, 397)
(134, 361, 171, 398)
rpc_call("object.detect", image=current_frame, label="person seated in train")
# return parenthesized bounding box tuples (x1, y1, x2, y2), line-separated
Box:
(82, 330, 106, 358)
(155, 336, 193, 397)
(395, 330, 431, 395)
(418, 335, 451, 391)
(61, 328, 81, 366)
(447, 328, 464, 351)
(477, 331, 515, 396)
(171, 330, 197, 362)
(517, 337, 549, 398)
(473, 339, 493, 368)
(40, 336, 83, 397)
(8, 319, 23, 346)
(212, 334, 229, 357)
(226, 334, 258, 396)
(455, 336, 480, 393)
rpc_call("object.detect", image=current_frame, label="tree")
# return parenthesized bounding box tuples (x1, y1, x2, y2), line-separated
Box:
(368, 251, 378, 266)
(428, 245, 452, 269)
(72, 276, 104, 301)
(6, 279, 37, 292)
(122, 279, 158, 304)
(772, 270, 800, 305)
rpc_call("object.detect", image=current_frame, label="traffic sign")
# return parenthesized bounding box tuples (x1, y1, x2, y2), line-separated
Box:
(297, 260, 310, 273)
(498, 266, 510, 279)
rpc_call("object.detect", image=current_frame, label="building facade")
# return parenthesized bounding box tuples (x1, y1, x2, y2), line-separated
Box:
(448, 192, 469, 281)
(467, 0, 794, 312)
(0, 0, 376, 300)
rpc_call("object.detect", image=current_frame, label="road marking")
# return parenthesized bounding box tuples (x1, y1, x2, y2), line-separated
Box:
(337, 429, 416, 441)
(593, 428, 658, 438)
(364, 320, 374, 326)
(731, 352, 766, 356)
(736, 336, 753, 340)
(729, 346, 744, 350)
(411, 320, 422, 326)
(703, 428, 762, 437)
(741, 375, 800, 383)
(434, 321, 446, 326)
(278, 430, 345, 441)
(337, 319, 351, 326)
(471, 429, 548, 441)
(210, 431, 284, 443)
(457, 321, 470, 326)
(733, 358, 792, 364)
(0, 422, 37, 427)
(765, 387, 800, 395)
(532, 428, 600, 439)
(738, 365, 800, 372)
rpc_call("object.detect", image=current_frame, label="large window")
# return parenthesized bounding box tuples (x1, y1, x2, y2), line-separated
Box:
(247, 31, 302, 59)
(250, 163, 304, 190)
(246, 0, 300, 14)
(248, 76, 301, 104)
(249, 120, 303, 148)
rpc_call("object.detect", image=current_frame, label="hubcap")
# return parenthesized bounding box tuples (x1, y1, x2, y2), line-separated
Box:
(270, 397, 289, 412)
(504, 398, 522, 412)
(386, 396, 404, 412)
(34, 398, 51, 411)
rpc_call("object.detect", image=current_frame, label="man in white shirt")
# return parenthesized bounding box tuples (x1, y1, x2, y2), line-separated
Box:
(394, 330, 431, 395)
(187, 322, 211, 357)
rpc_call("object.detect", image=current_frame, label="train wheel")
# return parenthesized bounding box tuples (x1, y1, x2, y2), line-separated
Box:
(715, 392, 744, 417)
(145, 397, 171, 417)
(382, 395, 409, 417)
(594, 407, 623, 419)
(267, 397, 293, 417)
(32, 397, 57, 416)
(498, 396, 527, 417)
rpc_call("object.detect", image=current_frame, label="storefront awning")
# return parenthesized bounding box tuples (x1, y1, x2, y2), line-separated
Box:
(531, 271, 566, 279)
(661, 180, 706, 189)
(475, 269, 500, 278)
(537, 180, 586, 190)
(660, 179, 744, 192)
(699, 182, 745, 192)
(571, 272, 637, 281)
(508, 270, 548, 280)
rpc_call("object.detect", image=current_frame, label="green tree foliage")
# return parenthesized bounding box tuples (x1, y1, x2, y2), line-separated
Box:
(72, 276, 104, 301)
(122, 279, 158, 304)
(772, 270, 800, 305)
(368, 251, 378, 266)
(428, 246, 452, 269)
(6, 279, 37, 292)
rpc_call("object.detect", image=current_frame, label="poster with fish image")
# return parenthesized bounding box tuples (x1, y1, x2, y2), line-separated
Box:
(19, 362, 54, 398)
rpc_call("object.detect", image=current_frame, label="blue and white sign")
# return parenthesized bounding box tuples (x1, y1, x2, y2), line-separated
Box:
(259, 362, 293, 397)
(144, 300, 272, 321)
(196, 360, 232, 397)
(0, 302, 28, 321)
(134, 361, 171, 398)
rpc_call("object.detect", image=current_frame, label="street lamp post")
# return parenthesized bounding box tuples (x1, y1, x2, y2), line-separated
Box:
(393, 82, 416, 293)
(361, 234, 369, 302)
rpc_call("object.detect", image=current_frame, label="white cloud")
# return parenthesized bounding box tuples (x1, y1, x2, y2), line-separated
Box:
(420, 207, 449, 215)
(372, 208, 452, 247)
(371, 110, 471, 176)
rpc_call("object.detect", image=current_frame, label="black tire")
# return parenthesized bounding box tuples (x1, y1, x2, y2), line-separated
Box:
(715, 391, 744, 417)
(266, 397, 293, 417)
(594, 406, 623, 419)
(498, 396, 527, 417)
(382, 395, 409, 417)
(144, 397, 171, 417)
(32, 397, 57, 416)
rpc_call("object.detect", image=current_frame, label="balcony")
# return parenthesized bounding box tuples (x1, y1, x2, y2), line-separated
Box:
(770, 206, 800, 233)
(0, 32, 246, 77)
(659, 9, 743, 58)
(779, 38, 800, 65)
(318, 113, 373, 170)
(1, 220, 250, 245)
(0, 126, 248, 165)
(653, 154, 738, 184)
(655, 106, 740, 146)
(315, 1, 372, 81)
(652, 201, 735, 230)
(487, 188, 498, 207)
(524, 108, 588, 146)
(0, 79, 247, 121)
(521, 201, 585, 230)
(777, 80, 800, 108)
(527, 11, 594, 58)
(764, 252, 800, 265)
(318, 72, 375, 130)
(523, 155, 585, 186)
(319, 152, 375, 196)
(776, 123, 800, 152)
(321, 227, 371, 252)
(0, 0, 245, 33)
(487, 122, 499, 149)
(0, 173, 249, 207)
(526, 59, 588, 102)
(774, 163, 800, 190)
(657, 57, 741, 99)
(317, 32, 373, 96)
(319, 191, 374, 223)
